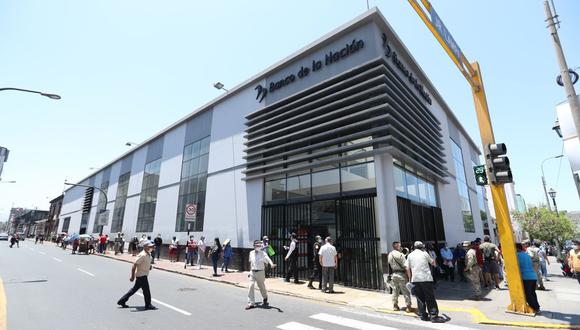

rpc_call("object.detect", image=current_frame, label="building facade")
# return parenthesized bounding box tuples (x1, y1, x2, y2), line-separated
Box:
(59, 9, 488, 289)
(0, 146, 9, 180)
(46, 194, 64, 239)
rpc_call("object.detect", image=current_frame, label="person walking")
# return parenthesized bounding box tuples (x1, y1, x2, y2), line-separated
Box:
(284, 233, 299, 284)
(480, 235, 501, 289)
(527, 241, 545, 290)
(440, 243, 454, 282)
(129, 236, 139, 256)
(117, 240, 157, 310)
(319, 237, 338, 293)
(152, 234, 162, 262)
(307, 235, 323, 290)
(516, 243, 541, 313)
(210, 237, 222, 276)
(464, 241, 482, 300)
(454, 243, 467, 282)
(197, 236, 206, 269)
(245, 240, 276, 310)
(405, 241, 445, 323)
(221, 239, 232, 272)
(388, 241, 412, 311)
(99, 234, 107, 254)
(185, 235, 197, 268)
(538, 244, 550, 282)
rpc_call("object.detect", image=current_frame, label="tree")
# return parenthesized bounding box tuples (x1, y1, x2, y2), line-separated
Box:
(512, 206, 576, 245)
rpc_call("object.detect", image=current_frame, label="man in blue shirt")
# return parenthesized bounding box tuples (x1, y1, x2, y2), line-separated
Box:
(516, 243, 540, 313)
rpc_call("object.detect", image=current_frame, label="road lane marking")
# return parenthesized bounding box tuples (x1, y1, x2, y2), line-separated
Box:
(52, 257, 62, 262)
(0, 276, 6, 330)
(77, 268, 95, 277)
(277, 322, 324, 330)
(341, 308, 471, 330)
(135, 293, 191, 316)
(310, 313, 398, 330)
(39, 251, 46, 255)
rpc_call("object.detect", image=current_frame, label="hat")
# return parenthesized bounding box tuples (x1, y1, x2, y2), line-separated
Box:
(144, 240, 155, 247)
(223, 238, 231, 246)
(462, 240, 471, 247)
(413, 241, 424, 248)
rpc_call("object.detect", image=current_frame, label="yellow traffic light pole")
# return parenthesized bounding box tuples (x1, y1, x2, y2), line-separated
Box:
(408, 0, 534, 314)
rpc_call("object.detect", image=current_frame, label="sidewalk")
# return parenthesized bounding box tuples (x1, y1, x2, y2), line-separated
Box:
(100, 250, 579, 329)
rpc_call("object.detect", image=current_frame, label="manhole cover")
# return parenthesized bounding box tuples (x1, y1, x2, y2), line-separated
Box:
(177, 288, 196, 292)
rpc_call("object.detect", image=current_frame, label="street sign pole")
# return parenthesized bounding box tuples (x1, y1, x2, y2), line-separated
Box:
(407, 0, 533, 314)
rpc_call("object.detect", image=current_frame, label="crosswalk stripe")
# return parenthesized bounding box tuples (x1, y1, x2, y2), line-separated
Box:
(277, 321, 325, 330)
(340, 308, 471, 330)
(135, 293, 192, 316)
(310, 313, 399, 330)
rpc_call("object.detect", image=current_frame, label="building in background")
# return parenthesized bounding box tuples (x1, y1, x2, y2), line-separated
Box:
(0, 146, 9, 180)
(487, 182, 525, 242)
(6, 207, 30, 233)
(516, 194, 527, 213)
(59, 9, 489, 289)
(46, 194, 64, 240)
(12, 209, 49, 237)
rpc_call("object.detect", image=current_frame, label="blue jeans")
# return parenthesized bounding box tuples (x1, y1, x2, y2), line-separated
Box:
(212, 255, 219, 275)
(539, 261, 548, 279)
(186, 251, 196, 266)
(222, 256, 231, 271)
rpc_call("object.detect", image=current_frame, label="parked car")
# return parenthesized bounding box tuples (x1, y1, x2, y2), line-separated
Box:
(0, 232, 8, 241)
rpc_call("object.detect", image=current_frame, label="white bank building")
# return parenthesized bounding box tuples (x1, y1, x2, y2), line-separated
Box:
(59, 9, 490, 289)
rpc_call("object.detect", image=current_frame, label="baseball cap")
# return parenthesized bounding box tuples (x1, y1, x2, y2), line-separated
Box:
(414, 241, 424, 248)
(144, 240, 155, 247)
(462, 240, 471, 247)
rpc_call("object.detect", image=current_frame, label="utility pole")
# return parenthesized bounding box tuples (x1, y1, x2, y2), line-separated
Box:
(544, 1, 580, 143)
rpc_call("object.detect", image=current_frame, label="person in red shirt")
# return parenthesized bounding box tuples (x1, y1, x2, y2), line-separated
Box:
(185, 236, 197, 269)
(99, 234, 108, 254)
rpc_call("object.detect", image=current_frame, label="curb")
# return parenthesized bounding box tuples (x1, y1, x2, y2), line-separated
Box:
(96, 253, 579, 329)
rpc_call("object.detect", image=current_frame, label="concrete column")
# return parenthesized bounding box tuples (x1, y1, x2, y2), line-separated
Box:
(374, 153, 400, 254)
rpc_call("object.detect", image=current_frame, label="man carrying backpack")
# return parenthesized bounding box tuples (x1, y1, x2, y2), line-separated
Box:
(527, 240, 545, 290)
(480, 235, 501, 289)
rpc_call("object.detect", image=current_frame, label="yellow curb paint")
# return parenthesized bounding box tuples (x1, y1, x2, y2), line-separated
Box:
(0, 277, 6, 330)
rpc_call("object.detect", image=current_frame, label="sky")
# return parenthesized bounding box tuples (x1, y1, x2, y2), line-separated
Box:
(1, 0, 579, 222)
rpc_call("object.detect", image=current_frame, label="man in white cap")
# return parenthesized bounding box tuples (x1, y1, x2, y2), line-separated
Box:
(117, 240, 157, 310)
(405, 241, 445, 323)
(246, 240, 276, 310)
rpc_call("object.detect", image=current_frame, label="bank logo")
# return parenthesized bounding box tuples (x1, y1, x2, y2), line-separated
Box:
(255, 85, 267, 103)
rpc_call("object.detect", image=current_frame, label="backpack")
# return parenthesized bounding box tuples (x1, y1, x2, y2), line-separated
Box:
(483, 245, 496, 261)
(528, 247, 540, 262)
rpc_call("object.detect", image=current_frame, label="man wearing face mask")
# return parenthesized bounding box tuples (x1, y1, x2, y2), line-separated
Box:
(246, 240, 276, 310)
(307, 235, 323, 289)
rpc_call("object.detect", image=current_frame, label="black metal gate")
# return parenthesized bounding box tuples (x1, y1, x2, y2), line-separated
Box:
(261, 195, 383, 290)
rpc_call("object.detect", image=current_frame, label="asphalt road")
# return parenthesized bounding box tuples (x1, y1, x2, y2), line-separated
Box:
(0, 240, 492, 330)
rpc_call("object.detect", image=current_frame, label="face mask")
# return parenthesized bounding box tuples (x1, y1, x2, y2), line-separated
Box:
(254, 246, 261, 251)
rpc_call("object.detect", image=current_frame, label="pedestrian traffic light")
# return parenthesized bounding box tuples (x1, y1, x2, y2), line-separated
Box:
(82, 187, 94, 214)
(473, 165, 488, 186)
(487, 143, 513, 184)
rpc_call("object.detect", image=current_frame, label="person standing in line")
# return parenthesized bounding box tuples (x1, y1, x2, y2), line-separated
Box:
(453, 243, 467, 282)
(440, 243, 454, 282)
(99, 234, 107, 254)
(114, 233, 123, 255)
(153, 234, 162, 261)
(185, 235, 197, 268)
(527, 241, 545, 290)
(210, 237, 222, 276)
(474, 238, 485, 286)
(72, 237, 80, 254)
(197, 236, 206, 269)
(284, 233, 299, 284)
(138, 234, 147, 253)
(568, 240, 580, 285)
(405, 241, 446, 323)
(169, 236, 179, 262)
(480, 235, 501, 289)
(307, 235, 323, 290)
(388, 241, 412, 311)
(319, 237, 338, 294)
(117, 240, 157, 310)
(129, 236, 139, 256)
(516, 243, 541, 313)
(120, 233, 125, 254)
(426, 243, 439, 283)
(464, 241, 482, 300)
(538, 244, 550, 283)
(245, 240, 276, 310)
(221, 239, 232, 272)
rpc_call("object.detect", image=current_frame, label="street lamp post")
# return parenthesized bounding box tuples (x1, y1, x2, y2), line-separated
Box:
(0, 87, 61, 100)
(64, 181, 108, 235)
(548, 188, 559, 218)
(541, 155, 563, 211)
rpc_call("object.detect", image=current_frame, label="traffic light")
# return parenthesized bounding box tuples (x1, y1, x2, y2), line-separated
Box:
(473, 165, 488, 186)
(487, 143, 513, 184)
(82, 187, 94, 214)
